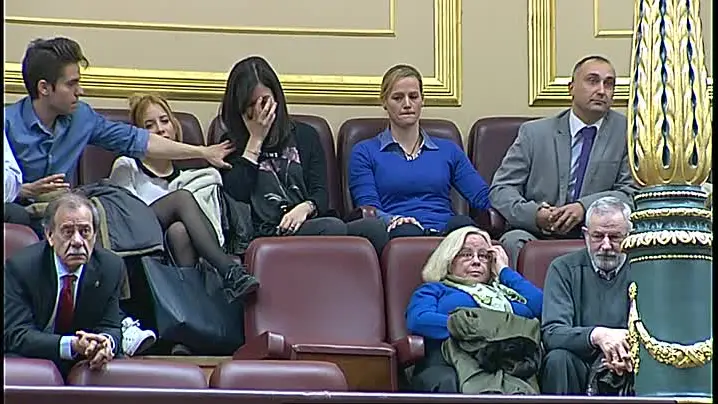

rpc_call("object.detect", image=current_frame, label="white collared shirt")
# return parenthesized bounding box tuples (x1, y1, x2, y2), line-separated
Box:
(4, 130, 23, 203)
(567, 110, 604, 199)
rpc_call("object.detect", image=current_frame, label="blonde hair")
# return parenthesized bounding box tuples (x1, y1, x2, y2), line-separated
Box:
(380, 64, 424, 102)
(128, 93, 183, 142)
(421, 226, 492, 282)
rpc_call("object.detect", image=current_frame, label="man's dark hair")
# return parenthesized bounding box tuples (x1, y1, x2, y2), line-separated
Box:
(22, 37, 89, 99)
(571, 55, 613, 81)
(43, 191, 100, 233)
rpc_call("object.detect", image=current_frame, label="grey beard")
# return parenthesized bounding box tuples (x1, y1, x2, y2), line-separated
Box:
(591, 252, 626, 273)
(584, 239, 627, 273)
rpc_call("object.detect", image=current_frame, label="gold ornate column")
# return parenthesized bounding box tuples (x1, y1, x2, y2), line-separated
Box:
(623, 0, 713, 397)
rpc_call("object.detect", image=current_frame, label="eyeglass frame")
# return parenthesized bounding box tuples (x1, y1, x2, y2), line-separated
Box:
(454, 249, 494, 263)
(582, 227, 628, 245)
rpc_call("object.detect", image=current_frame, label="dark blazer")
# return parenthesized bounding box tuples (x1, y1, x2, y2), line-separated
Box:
(3, 241, 123, 368)
(489, 109, 637, 234)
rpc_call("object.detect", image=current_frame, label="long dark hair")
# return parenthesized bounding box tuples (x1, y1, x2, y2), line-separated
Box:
(219, 56, 292, 150)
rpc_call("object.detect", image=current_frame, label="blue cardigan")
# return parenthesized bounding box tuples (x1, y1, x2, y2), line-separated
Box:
(348, 129, 491, 231)
(406, 267, 543, 340)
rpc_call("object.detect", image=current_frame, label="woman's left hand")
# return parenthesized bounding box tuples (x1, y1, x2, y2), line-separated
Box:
(278, 202, 314, 234)
(489, 245, 510, 279)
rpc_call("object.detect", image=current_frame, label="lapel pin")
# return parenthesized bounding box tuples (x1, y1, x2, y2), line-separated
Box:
(94, 281, 100, 288)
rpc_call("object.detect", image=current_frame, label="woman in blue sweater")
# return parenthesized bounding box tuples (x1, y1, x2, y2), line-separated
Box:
(348, 64, 492, 239)
(406, 226, 543, 392)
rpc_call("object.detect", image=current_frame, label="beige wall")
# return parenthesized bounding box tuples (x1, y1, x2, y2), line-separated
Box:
(4, 0, 713, 143)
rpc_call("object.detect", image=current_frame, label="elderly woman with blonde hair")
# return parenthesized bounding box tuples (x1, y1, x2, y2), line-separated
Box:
(406, 226, 543, 393)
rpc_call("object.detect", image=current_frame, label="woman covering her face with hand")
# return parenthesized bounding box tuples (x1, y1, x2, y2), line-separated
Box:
(216, 56, 387, 254)
(405, 226, 543, 393)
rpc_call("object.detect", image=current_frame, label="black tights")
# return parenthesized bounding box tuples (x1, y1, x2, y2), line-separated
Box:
(150, 189, 237, 275)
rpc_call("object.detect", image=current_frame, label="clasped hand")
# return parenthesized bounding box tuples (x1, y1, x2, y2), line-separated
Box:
(387, 216, 423, 232)
(536, 202, 585, 235)
(71, 330, 114, 370)
(591, 327, 634, 375)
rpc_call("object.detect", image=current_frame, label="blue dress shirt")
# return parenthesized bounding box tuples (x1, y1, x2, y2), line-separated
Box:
(349, 128, 492, 231)
(4, 97, 150, 185)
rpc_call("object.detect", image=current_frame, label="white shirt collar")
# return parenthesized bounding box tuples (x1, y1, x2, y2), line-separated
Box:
(569, 109, 604, 139)
(54, 252, 85, 281)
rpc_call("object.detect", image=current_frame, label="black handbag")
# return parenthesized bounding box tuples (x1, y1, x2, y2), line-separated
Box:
(139, 255, 245, 355)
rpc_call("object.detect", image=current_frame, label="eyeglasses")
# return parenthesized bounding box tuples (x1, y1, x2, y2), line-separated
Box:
(455, 250, 492, 262)
(586, 232, 627, 245)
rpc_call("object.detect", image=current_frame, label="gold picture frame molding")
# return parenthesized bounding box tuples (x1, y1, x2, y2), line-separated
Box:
(5, 0, 397, 37)
(3, 0, 461, 106)
(593, 0, 632, 38)
(528, 0, 713, 107)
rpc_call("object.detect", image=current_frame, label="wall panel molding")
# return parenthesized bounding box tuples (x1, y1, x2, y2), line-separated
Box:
(5, 0, 396, 37)
(3, 0, 461, 106)
(592, 0, 632, 38)
(528, 0, 712, 107)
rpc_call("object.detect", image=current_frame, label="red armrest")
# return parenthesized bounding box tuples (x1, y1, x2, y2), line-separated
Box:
(233, 331, 291, 360)
(292, 343, 394, 357)
(473, 208, 507, 239)
(391, 335, 424, 367)
(344, 205, 378, 222)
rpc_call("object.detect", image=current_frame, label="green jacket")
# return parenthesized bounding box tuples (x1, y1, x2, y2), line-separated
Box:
(441, 307, 542, 394)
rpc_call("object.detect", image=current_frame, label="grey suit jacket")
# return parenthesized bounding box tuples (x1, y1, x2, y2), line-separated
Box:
(489, 109, 637, 234)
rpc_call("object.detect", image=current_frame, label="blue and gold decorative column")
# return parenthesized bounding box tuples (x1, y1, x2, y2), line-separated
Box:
(623, 0, 713, 397)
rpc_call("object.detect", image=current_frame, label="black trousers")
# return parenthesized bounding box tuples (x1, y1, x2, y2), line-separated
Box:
(410, 343, 459, 393)
(389, 214, 476, 239)
(295, 216, 389, 256)
(540, 349, 592, 394)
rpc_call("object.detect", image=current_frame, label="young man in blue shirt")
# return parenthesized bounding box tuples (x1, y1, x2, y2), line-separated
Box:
(5, 37, 234, 207)
(4, 37, 236, 358)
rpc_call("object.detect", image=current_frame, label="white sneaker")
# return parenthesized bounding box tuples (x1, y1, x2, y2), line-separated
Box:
(121, 317, 157, 356)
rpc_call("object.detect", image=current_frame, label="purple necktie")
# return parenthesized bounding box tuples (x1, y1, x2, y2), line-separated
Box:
(572, 126, 597, 201)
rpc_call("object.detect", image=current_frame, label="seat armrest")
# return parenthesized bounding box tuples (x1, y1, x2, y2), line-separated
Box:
(473, 208, 507, 239)
(391, 335, 424, 367)
(233, 331, 291, 360)
(344, 205, 378, 222)
(292, 343, 394, 357)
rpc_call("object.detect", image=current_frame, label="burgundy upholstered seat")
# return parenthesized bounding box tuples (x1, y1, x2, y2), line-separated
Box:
(209, 360, 348, 391)
(516, 239, 585, 289)
(66, 359, 207, 388)
(234, 236, 396, 391)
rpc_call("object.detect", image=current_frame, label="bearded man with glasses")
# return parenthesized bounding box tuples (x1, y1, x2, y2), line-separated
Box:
(539, 196, 633, 395)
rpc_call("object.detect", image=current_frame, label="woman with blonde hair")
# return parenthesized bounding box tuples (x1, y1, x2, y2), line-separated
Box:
(109, 94, 258, 305)
(349, 64, 492, 239)
(406, 226, 543, 392)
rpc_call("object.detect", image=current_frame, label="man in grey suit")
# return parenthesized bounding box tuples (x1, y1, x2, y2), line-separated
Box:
(489, 55, 637, 266)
